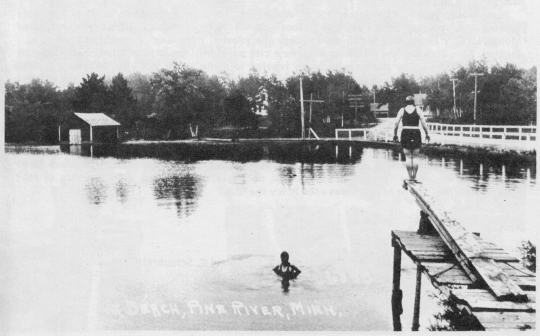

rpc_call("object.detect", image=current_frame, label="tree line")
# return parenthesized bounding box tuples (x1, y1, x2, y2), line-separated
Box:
(4, 59, 536, 144)
(376, 59, 536, 125)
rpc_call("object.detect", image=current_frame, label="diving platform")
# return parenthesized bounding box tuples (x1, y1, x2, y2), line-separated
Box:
(391, 180, 535, 331)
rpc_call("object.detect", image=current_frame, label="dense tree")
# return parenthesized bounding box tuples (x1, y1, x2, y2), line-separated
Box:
(422, 60, 536, 125)
(377, 73, 420, 117)
(420, 73, 454, 117)
(73, 73, 109, 112)
(4, 58, 537, 144)
(151, 62, 223, 139)
(108, 73, 136, 126)
(5, 79, 62, 143)
(223, 88, 255, 128)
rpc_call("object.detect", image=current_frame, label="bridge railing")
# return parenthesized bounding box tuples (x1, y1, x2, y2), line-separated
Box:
(335, 128, 392, 142)
(336, 124, 537, 150)
(427, 123, 536, 149)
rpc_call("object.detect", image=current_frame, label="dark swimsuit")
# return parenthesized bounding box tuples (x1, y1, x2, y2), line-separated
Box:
(275, 264, 300, 280)
(400, 108, 422, 150)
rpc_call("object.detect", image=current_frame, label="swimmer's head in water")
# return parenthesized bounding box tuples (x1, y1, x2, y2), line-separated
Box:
(280, 251, 289, 265)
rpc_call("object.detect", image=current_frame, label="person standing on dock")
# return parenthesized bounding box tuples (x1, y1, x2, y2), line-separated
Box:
(393, 96, 430, 180)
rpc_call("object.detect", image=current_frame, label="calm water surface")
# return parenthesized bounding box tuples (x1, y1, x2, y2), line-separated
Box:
(1, 143, 537, 331)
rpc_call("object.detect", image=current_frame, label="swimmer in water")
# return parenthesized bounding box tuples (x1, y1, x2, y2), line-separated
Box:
(273, 251, 301, 291)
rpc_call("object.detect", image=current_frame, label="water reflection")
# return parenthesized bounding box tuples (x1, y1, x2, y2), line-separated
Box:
(281, 278, 290, 293)
(60, 144, 119, 157)
(153, 168, 203, 218)
(422, 153, 535, 190)
(85, 177, 108, 205)
(4, 145, 537, 331)
(115, 179, 130, 204)
(70, 145, 82, 155)
(108, 142, 365, 164)
(62, 142, 534, 192)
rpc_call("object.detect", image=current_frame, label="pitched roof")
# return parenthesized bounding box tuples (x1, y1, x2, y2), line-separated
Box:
(370, 103, 389, 112)
(74, 113, 121, 126)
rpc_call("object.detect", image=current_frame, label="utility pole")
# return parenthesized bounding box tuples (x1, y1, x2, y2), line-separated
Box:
(306, 93, 324, 124)
(300, 77, 305, 139)
(348, 94, 364, 125)
(450, 78, 458, 118)
(304, 93, 324, 138)
(469, 73, 483, 123)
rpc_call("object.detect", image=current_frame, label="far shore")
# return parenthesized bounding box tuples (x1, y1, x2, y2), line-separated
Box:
(5, 139, 536, 165)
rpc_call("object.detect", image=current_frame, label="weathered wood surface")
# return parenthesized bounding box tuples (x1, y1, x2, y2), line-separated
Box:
(452, 290, 535, 312)
(392, 231, 534, 290)
(392, 230, 519, 263)
(474, 311, 536, 331)
(452, 289, 536, 304)
(404, 180, 527, 301)
(391, 231, 451, 263)
(422, 262, 474, 285)
(392, 230, 535, 331)
(481, 322, 535, 331)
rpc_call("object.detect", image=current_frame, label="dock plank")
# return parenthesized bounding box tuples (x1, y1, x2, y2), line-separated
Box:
(422, 262, 474, 285)
(474, 311, 536, 323)
(452, 289, 536, 304)
(404, 180, 527, 301)
(482, 322, 535, 331)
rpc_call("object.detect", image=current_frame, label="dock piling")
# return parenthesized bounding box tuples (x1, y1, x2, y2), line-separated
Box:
(391, 238, 403, 331)
(412, 266, 422, 331)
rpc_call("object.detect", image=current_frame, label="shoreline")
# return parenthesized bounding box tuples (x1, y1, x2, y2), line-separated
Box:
(5, 139, 536, 165)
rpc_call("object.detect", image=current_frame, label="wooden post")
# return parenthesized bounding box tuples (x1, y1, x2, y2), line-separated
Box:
(418, 211, 436, 235)
(412, 266, 422, 331)
(470, 72, 483, 123)
(303, 94, 324, 139)
(90, 125, 93, 143)
(450, 77, 458, 118)
(309, 93, 313, 125)
(58, 125, 61, 143)
(391, 239, 403, 331)
(300, 77, 305, 139)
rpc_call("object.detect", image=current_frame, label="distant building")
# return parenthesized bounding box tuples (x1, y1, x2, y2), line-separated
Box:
(370, 103, 389, 118)
(59, 112, 121, 144)
(250, 86, 268, 116)
(414, 93, 435, 119)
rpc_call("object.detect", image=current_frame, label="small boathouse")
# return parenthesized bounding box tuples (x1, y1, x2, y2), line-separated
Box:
(59, 112, 121, 144)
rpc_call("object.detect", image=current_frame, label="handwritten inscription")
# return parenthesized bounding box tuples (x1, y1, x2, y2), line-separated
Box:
(109, 300, 343, 319)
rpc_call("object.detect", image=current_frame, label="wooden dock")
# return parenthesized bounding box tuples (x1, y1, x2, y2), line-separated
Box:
(391, 180, 535, 331)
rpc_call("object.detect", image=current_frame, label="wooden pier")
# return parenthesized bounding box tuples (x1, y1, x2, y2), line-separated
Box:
(391, 180, 535, 331)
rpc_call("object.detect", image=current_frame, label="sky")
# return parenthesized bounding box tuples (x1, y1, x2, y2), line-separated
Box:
(1, 0, 538, 89)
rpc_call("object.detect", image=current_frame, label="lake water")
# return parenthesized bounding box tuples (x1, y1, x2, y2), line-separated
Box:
(1, 143, 537, 331)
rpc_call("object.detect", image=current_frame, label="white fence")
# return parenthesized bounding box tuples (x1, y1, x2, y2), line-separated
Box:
(335, 128, 393, 142)
(427, 123, 536, 150)
(335, 123, 537, 151)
